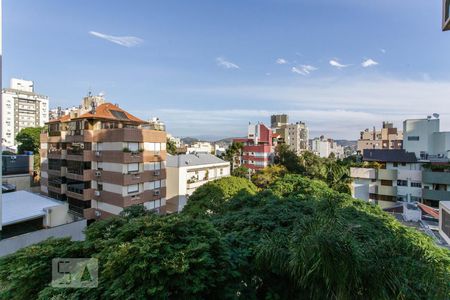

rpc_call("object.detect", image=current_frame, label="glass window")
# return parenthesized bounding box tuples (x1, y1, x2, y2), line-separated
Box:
(411, 182, 422, 188)
(128, 163, 139, 173)
(127, 184, 139, 194)
(128, 142, 139, 152)
(407, 136, 419, 141)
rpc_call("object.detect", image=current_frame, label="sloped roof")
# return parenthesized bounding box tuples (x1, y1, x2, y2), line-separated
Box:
(48, 103, 145, 124)
(167, 153, 229, 168)
(363, 149, 417, 163)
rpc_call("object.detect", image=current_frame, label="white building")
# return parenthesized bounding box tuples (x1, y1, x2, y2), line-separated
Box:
(167, 134, 181, 148)
(165, 154, 230, 213)
(311, 136, 344, 159)
(0, 191, 86, 256)
(1, 78, 49, 147)
(351, 115, 450, 209)
(186, 142, 213, 154)
(286, 122, 309, 154)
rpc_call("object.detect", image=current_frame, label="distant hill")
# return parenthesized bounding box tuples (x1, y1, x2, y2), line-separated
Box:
(335, 140, 357, 148)
(180, 137, 200, 145)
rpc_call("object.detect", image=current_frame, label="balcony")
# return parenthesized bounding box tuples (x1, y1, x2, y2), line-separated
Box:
(66, 150, 94, 161)
(422, 188, 450, 202)
(350, 167, 376, 179)
(377, 169, 397, 181)
(422, 171, 450, 185)
(377, 185, 397, 196)
(66, 185, 94, 201)
(66, 169, 94, 181)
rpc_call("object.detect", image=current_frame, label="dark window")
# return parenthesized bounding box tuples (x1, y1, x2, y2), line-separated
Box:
(110, 110, 129, 120)
(393, 162, 398, 167)
(442, 209, 450, 239)
(407, 136, 419, 141)
(411, 182, 422, 188)
(397, 180, 408, 187)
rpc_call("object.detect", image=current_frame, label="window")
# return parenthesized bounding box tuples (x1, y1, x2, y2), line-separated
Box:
(128, 163, 139, 173)
(407, 136, 419, 141)
(397, 180, 407, 187)
(128, 142, 139, 152)
(97, 183, 103, 191)
(127, 184, 139, 194)
(393, 162, 398, 167)
(411, 182, 422, 188)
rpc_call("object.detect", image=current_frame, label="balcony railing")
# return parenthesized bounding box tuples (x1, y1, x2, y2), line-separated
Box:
(67, 185, 85, 194)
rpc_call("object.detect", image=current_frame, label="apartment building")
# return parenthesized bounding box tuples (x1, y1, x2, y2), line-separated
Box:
(439, 201, 450, 244)
(357, 121, 403, 154)
(351, 115, 450, 208)
(186, 142, 213, 154)
(234, 123, 275, 171)
(1, 78, 49, 147)
(271, 114, 309, 154)
(165, 153, 230, 213)
(311, 135, 345, 159)
(40, 95, 167, 220)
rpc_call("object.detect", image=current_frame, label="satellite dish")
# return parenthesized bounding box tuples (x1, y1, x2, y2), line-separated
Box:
(433, 113, 440, 119)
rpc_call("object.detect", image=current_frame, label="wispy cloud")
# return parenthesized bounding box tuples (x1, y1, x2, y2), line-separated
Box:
(216, 57, 240, 69)
(361, 58, 379, 68)
(276, 58, 288, 64)
(291, 65, 317, 76)
(89, 31, 143, 47)
(380, 48, 386, 54)
(329, 59, 349, 68)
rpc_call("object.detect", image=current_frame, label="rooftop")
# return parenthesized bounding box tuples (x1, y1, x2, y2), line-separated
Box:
(48, 103, 145, 124)
(1, 191, 65, 226)
(167, 153, 229, 168)
(363, 149, 417, 163)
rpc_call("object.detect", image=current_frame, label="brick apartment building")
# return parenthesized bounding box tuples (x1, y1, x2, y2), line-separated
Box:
(40, 96, 167, 220)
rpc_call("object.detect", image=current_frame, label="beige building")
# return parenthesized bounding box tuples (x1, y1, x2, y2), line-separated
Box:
(271, 114, 309, 154)
(40, 95, 167, 220)
(166, 154, 230, 213)
(357, 121, 403, 154)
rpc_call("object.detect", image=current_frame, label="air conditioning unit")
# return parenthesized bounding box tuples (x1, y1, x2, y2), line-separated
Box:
(153, 189, 160, 196)
(154, 170, 160, 176)
(95, 171, 101, 177)
(95, 151, 101, 156)
(94, 190, 100, 196)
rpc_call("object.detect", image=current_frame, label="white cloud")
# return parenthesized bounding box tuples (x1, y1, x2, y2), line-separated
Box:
(89, 31, 143, 47)
(174, 77, 450, 138)
(216, 57, 240, 69)
(276, 58, 288, 64)
(361, 58, 379, 68)
(329, 59, 349, 68)
(291, 65, 318, 76)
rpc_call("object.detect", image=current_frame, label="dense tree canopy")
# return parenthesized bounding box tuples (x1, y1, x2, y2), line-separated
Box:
(182, 176, 258, 216)
(15, 127, 42, 154)
(166, 138, 177, 155)
(1, 175, 449, 299)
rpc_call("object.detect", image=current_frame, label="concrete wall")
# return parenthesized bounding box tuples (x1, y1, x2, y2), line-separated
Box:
(403, 118, 439, 158)
(2, 174, 32, 191)
(0, 219, 86, 257)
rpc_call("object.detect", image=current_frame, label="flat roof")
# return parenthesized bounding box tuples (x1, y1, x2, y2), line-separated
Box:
(1, 191, 65, 226)
(167, 153, 229, 168)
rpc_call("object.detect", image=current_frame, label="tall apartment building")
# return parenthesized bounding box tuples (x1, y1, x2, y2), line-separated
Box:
(234, 123, 274, 171)
(1, 78, 49, 147)
(271, 114, 289, 129)
(311, 135, 345, 159)
(351, 115, 450, 209)
(40, 95, 167, 220)
(271, 114, 309, 154)
(357, 121, 403, 154)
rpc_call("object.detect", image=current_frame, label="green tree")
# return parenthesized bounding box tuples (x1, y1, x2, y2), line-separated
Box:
(223, 142, 243, 170)
(15, 127, 42, 154)
(183, 176, 258, 216)
(166, 138, 177, 155)
(251, 165, 287, 188)
(231, 165, 250, 178)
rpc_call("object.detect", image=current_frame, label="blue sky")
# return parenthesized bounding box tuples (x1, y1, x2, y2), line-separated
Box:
(4, 0, 450, 140)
